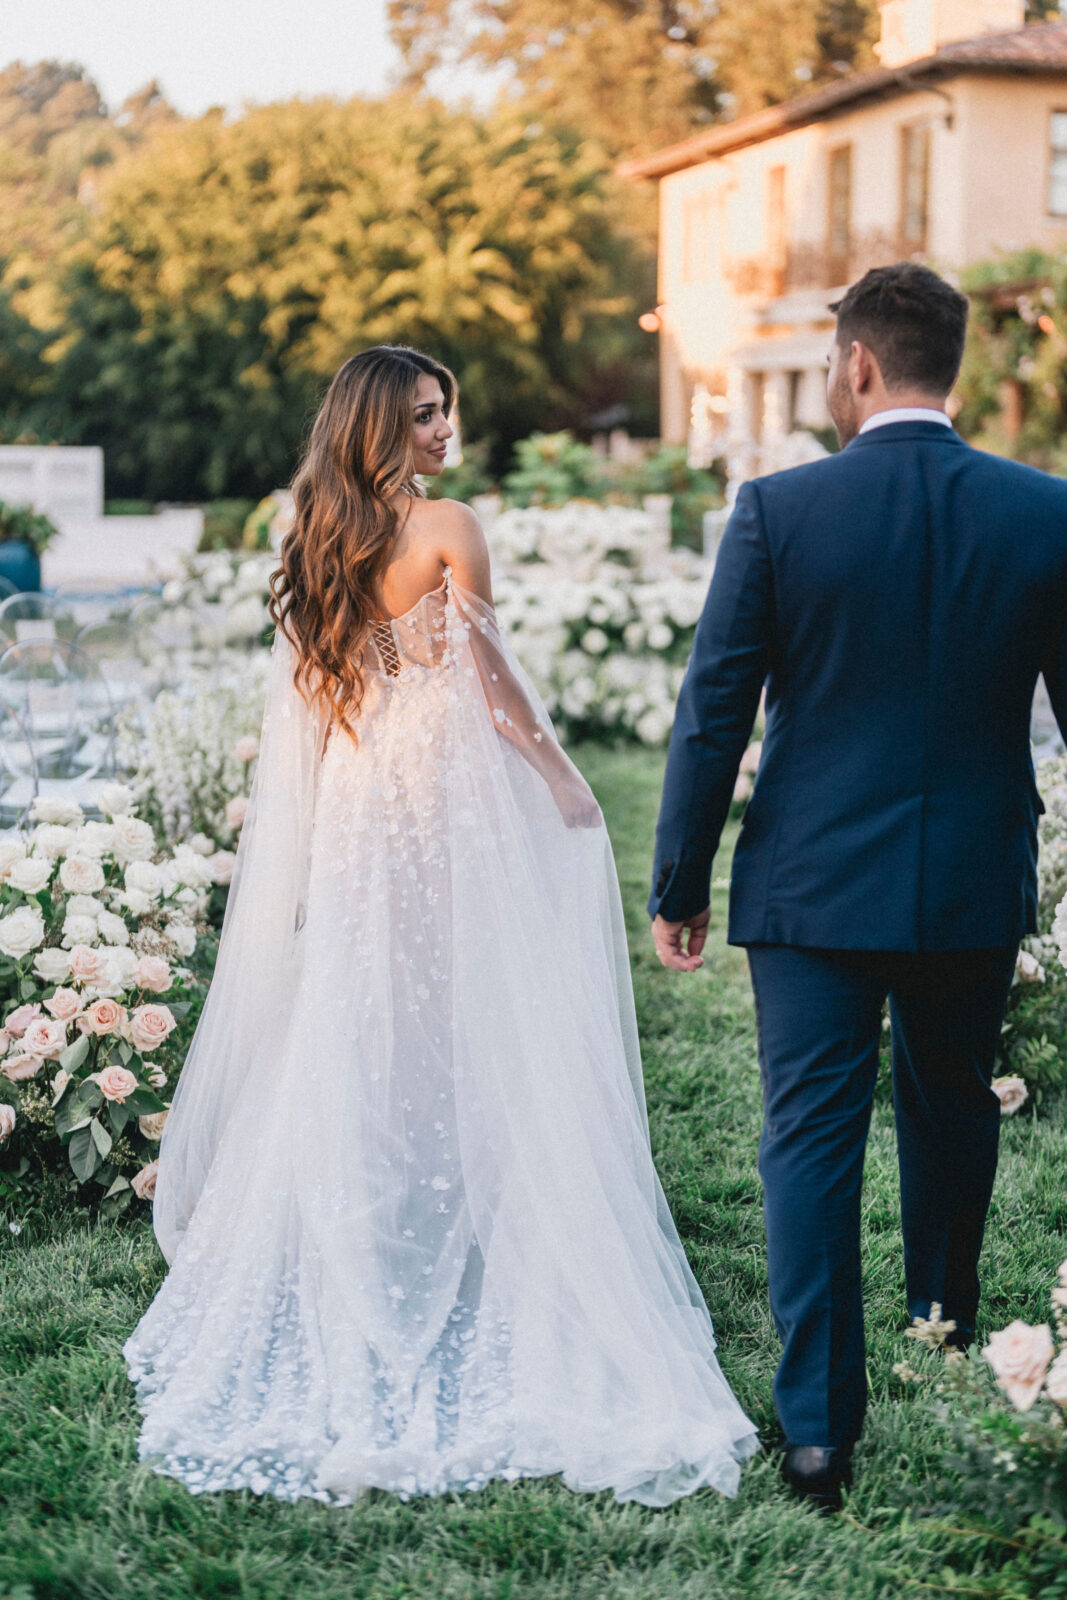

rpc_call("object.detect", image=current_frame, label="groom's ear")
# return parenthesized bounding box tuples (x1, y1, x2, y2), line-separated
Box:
(850, 340, 879, 395)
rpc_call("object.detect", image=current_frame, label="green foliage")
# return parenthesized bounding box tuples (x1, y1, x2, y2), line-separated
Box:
(423, 439, 496, 503)
(498, 432, 723, 545)
(899, 1322, 1067, 1535)
(956, 251, 1067, 470)
(503, 431, 608, 506)
(614, 444, 724, 548)
(103, 498, 154, 515)
(0, 498, 57, 556)
(20, 95, 650, 499)
(198, 499, 258, 552)
(241, 496, 279, 552)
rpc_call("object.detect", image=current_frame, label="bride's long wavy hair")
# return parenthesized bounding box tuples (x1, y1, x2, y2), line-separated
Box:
(269, 345, 456, 741)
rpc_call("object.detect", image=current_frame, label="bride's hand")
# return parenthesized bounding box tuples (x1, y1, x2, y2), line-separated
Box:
(555, 784, 603, 829)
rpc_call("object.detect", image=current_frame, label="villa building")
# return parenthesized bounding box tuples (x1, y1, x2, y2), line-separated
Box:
(621, 0, 1067, 474)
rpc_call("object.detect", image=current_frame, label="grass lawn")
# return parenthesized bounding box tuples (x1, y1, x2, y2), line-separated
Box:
(1, 744, 1065, 1600)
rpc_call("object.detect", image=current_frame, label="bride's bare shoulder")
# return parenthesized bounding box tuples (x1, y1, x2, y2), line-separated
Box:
(407, 497, 491, 596)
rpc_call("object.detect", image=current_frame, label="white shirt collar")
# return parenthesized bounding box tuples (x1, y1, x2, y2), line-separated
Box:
(859, 407, 953, 434)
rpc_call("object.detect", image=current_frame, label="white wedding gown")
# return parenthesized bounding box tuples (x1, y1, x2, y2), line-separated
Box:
(124, 570, 758, 1506)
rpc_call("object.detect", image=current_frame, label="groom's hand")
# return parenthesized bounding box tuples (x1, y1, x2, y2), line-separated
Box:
(651, 908, 711, 973)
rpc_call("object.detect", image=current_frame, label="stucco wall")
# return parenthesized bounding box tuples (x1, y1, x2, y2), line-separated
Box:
(656, 71, 1067, 444)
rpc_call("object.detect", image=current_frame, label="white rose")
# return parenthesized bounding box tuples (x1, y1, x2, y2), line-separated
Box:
(61, 915, 99, 949)
(6, 856, 53, 894)
(0, 835, 27, 878)
(59, 854, 106, 895)
(65, 895, 104, 919)
(97, 910, 130, 947)
(169, 845, 214, 889)
(1054, 894, 1067, 970)
(110, 815, 156, 863)
(647, 622, 674, 651)
(93, 946, 139, 997)
(69, 820, 114, 859)
(0, 1104, 15, 1142)
(0, 905, 46, 959)
(124, 859, 163, 900)
(1015, 949, 1045, 984)
(32, 947, 71, 984)
(119, 888, 155, 918)
(28, 795, 83, 826)
(96, 782, 133, 817)
(30, 824, 77, 860)
(164, 920, 197, 957)
(188, 832, 216, 857)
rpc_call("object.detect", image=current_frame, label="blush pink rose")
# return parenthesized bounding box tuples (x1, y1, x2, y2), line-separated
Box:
(0, 1104, 15, 1141)
(134, 955, 172, 994)
(208, 850, 236, 886)
(68, 944, 109, 986)
(20, 1017, 68, 1060)
(45, 987, 82, 1022)
(82, 997, 127, 1036)
(983, 1320, 1055, 1411)
(93, 1064, 139, 1102)
(1045, 1349, 1067, 1408)
(129, 1003, 176, 1052)
(233, 735, 260, 762)
(225, 795, 249, 830)
(1, 1055, 42, 1081)
(4, 1002, 41, 1037)
(131, 1159, 159, 1200)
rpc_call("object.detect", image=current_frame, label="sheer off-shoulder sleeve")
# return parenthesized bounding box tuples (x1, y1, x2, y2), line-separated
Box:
(448, 579, 602, 830)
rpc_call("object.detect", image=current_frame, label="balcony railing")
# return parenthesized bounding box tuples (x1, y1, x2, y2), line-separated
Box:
(725, 230, 914, 300)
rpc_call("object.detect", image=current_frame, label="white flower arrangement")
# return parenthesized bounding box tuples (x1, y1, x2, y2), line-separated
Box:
(114, 658, 267, 852)
(0, 790, 216, 1201)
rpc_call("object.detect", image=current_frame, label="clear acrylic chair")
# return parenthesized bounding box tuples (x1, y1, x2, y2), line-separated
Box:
(0, 591, 80, 649)
(0, 700, 39, 828)
(0, 638, 117, 811)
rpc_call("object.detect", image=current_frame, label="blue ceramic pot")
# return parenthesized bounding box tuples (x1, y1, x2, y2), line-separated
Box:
(0, 540, 41, 594)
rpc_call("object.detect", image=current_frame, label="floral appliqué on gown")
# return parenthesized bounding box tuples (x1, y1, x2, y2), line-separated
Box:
(123, 569, 758, 1506)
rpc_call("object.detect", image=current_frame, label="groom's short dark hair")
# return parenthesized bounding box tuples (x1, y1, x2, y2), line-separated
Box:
(829, 263, 969, 396)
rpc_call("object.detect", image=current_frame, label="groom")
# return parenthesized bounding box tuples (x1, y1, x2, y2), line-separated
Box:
(649, 262, 1067, 1509)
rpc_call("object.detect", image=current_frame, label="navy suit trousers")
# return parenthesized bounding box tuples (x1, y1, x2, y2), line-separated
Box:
(746, 943, 1017, 1451)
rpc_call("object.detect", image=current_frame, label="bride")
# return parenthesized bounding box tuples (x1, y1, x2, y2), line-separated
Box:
(123, 345, 758, 1506)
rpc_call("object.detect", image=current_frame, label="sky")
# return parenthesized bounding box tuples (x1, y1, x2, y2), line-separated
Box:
(1, 0, 409, 115)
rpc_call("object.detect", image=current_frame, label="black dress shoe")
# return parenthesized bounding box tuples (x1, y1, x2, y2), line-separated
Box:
(782, 1445, 852, 1512)
(942, 1325, 974, 1352)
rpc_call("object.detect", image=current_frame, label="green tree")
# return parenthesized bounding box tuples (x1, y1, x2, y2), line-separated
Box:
(34, 95, 652, 497)
(388, 0, 880, 157)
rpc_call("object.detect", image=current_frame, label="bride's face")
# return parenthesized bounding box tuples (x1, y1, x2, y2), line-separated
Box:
(411, 375, 453, 476)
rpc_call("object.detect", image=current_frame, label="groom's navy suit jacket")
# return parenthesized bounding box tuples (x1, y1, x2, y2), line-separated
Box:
(650, 421, 1067, 949)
